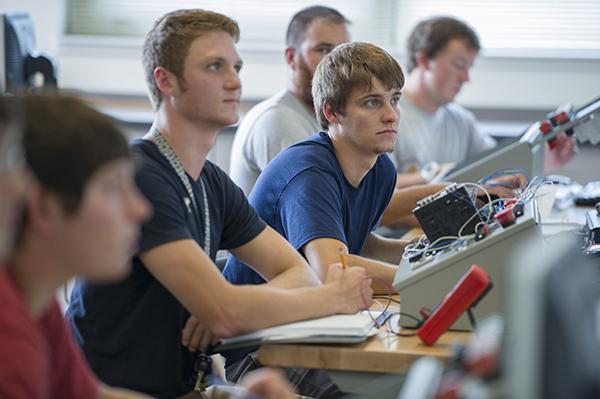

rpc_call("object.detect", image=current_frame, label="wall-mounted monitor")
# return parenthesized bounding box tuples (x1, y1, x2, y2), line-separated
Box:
(1, 11, 57, 94)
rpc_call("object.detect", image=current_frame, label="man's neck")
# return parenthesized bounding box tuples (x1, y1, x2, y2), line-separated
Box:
(404, 70, 441, 114)
(147, 105, 219, 180)
(10, 241, 70, 319)
(328, 130, 378, 188)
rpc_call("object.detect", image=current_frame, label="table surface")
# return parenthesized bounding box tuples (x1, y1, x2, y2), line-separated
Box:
(258, 203, 592, 376)
(257, 323, 470, 374)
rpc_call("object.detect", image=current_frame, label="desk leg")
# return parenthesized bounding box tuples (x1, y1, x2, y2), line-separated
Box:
(328, 371, 405, 398)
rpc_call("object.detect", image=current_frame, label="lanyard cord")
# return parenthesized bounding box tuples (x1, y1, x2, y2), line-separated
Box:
(148, 128, 211, 256)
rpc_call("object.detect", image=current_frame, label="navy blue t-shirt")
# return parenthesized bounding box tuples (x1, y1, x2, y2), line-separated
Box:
(223, 132, 396, 285)
(66, 138, 266, 398)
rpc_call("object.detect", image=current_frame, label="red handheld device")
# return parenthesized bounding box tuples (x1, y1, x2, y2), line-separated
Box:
(417, 265, 491, 346)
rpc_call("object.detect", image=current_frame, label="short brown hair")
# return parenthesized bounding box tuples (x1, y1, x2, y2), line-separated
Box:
(407, 16, 480, 72)
(286, 6, 350, 49)
(142, 9, 240, 110)
(312, 42, 404, 129)
(20, 95, 130, 214)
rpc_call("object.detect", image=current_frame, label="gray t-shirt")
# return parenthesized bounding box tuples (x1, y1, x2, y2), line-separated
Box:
(229, 90, 320, 195)
(392, 96, 496, 173)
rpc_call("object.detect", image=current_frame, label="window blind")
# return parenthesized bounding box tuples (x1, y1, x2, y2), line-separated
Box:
(67, 0, 397, 50)
(394, 0, 600, 57)
(66, 0, 600, 57)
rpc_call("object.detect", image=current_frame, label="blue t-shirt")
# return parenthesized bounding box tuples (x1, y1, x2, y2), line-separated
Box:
(66, 139, 266, 399)
(223, 132, 397, 285)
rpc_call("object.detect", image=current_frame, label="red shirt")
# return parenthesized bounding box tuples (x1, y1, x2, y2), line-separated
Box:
(0, 268, 99, 399)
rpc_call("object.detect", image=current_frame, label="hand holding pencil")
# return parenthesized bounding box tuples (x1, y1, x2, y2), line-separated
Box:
(339, 248, 348, 270)
(324, 249, 373, 312)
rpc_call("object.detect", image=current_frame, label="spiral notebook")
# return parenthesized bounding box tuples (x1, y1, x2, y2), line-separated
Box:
(213, 311, 384, 352)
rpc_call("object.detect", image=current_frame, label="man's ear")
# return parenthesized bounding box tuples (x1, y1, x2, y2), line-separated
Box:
(154, 66, 178, 98)
(284, 47, 297, 70)
(25, 185, 64, 236)
(416, 51, 431, 70)
(323, 101, 341, 125)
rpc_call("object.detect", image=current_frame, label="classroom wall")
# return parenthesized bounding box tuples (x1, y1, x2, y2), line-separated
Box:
(5, 0, 600, 111)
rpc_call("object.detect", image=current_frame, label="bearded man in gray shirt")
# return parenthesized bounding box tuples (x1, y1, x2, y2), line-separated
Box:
(229, 6, 349, 195)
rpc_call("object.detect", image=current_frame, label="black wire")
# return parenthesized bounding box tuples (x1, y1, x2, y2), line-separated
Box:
(371, 296, 423, 336)
(383, 311, 423, 337)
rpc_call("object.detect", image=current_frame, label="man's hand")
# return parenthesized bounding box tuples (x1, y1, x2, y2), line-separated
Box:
(481, 183, 519, 201)
(181, 315, 219, 352)
(479, 173, 528, 200)
(325, 263, 373, 313)
(239, 369, 295, 399)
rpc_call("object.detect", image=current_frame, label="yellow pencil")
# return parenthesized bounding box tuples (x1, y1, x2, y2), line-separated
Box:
(339, 250, 347, 270)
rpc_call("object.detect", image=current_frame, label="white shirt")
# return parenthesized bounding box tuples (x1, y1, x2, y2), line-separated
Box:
(392, 96, 496, 173)
(229, 90, 320, 195)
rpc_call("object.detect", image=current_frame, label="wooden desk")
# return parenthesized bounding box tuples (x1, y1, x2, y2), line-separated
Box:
(257, 323, 469, 397)
(257, 327, 469, 375)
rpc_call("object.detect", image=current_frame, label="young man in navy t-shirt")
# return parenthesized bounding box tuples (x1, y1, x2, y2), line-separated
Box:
(225, 42, 412, 294)
(67, 9, 371, 398)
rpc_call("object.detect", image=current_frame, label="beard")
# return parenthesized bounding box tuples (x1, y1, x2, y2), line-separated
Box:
(295, 56, 314, 109)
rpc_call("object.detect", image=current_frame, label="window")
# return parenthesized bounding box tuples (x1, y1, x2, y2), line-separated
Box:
(66, 0, 600, 58)
(394, 0, 600, 58)
(66, 0, 397, 51)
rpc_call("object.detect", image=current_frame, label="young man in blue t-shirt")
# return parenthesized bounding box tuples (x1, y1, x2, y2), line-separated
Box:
(225, 42, 412, 294)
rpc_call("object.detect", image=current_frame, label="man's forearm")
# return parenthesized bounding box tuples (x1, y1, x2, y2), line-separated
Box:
(362, 234, 410, 264)
(380, 183, 448, 226)
(231, 226, 322, 289)
(215, 272, 365, 337)
(395, 172, 427, 188)
(267, 261, 322, 288)
(343, 254, 398, 294)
